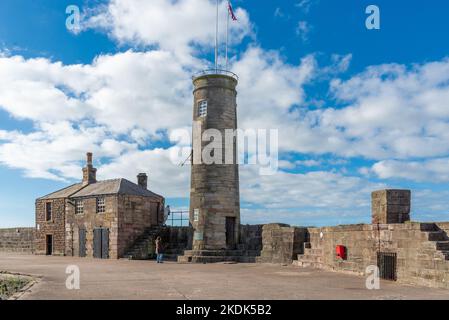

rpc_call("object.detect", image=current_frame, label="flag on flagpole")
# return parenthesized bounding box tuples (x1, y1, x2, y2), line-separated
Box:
(228, 1, 237, 21)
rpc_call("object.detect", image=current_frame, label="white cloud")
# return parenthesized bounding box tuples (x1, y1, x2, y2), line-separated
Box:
(371, 158, 449, 183)
(295, 0, 317, 13)
(295, 21, 311, 42)
(82, 0, 252, 60)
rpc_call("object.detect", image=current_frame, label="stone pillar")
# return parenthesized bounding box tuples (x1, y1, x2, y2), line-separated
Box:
(371, 189, 411, 224)
(190, 73, 240, 250)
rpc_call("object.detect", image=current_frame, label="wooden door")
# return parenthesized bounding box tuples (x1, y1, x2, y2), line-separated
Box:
(79, 228, 86, 257)
(225, 217, 236, 249)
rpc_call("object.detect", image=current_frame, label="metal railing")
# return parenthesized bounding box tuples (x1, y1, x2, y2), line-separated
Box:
(166, 210, 190, 227)
(192, 69, 239, 81)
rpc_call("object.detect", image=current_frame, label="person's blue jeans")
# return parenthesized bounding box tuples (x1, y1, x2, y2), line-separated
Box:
(156, 253, 163, 263)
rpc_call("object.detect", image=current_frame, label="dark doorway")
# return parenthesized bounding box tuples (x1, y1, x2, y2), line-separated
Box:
(377, 252, 397, 281)
(46, 234, 53, 255)
(79, 228, 86, 257)
(93, 228, 109, 259)
(225, 217, 236, 249)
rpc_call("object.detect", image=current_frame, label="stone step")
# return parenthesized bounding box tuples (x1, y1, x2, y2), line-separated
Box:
(182, 250, 245, 257)
(297, 255, 323, 263)
(436, 241, 449, 251)
(440, 251, 449, 260)
(304, 248, 323, 255)
(293, 260, 324, 269)
(428, 231, 448, 241)
(177, 255, 243, 264)
(419, 223, 438, 232)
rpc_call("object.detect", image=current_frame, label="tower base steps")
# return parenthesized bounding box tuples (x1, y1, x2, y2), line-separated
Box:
(177, 249, 259, 263)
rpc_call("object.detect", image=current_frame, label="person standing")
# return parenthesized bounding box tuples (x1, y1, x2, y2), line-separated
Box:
(155, 236, 164, 263)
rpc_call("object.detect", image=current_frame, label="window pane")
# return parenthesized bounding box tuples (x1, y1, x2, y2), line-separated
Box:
(198, 101, 207, 117)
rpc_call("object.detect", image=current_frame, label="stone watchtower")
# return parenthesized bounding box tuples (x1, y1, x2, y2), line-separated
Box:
(190, 71, 240, 251)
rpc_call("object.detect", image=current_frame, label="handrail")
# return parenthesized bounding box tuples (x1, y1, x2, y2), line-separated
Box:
(167, 210, 190, 227)
(192, 69, 239, 81)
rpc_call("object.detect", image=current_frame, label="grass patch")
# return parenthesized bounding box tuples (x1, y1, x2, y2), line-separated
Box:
(0, 275, 31, 300)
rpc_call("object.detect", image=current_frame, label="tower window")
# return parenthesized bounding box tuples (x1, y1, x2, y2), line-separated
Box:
(198, 100, 208, 117)
(75, 200, 84, 215)
(45, 202, 52, 221)
(96, 197, 105, 213)
(194, 209, 200, 222)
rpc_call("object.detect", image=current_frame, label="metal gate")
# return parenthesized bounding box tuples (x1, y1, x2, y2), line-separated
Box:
(93, 228, 109, 259)
(377, 252, 397, 281)
(79, 228, 86, 257)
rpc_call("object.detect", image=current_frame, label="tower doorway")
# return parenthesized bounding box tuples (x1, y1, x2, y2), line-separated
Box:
(226, 217, 236, 249)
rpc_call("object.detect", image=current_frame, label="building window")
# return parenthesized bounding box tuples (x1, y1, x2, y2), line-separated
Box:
(198, 100, 207, 118)
(45, 202, 52, 221)
(96, 197, 105, 214)
(75, 200, 84, 215)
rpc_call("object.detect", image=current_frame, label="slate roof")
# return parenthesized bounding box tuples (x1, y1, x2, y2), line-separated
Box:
(38, 179, 163, 200)
(38, 183, 84, 200)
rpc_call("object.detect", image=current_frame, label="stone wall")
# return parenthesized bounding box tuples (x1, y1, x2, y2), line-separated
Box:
(65, 195, 119, 258)
(0, 228, 35, 253)
(256, 224, 308, 264)
(35, 198, 66, 255)
(296, 222, 449, 289)
(161, 226, 193, 253)
(239, 224, 263, 252)
(118, 195, 162, 258)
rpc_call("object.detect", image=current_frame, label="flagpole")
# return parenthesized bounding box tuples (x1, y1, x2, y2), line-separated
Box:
(215, 0, 219, 72)
(225, 1, 229, 71)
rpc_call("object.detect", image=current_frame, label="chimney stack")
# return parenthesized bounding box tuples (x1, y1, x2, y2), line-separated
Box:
(137, 173, 148, 189)
(82, 152, 97, 186)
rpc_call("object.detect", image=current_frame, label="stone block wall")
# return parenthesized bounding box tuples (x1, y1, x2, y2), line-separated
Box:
(35, 198, 66, 255)
(65, 195, 119, 258)
(0, 228, 35, 253)
(372, 189, 411, 224)
(256, 224, 308, 264)
(240, 224, 263, 252)
(118, 195, 161, 257)
(300, 223, 449, 289)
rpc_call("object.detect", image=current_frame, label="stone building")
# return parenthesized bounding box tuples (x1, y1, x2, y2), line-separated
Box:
(35, 153, 164, 259)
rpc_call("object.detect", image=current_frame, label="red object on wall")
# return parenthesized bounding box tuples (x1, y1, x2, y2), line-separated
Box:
(336, 245, 347, 260)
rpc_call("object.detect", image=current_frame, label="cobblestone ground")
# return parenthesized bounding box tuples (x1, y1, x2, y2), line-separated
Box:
(0, 253, 448, 300)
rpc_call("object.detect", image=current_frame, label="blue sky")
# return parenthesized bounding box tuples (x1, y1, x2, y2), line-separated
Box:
(1, 0, 449, 227)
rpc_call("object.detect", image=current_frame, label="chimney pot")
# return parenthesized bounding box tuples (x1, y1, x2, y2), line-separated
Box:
(86, 152, 93, 165)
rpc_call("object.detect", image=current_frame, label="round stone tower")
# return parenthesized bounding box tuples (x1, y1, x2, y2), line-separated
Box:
(190, 71, 240, 251)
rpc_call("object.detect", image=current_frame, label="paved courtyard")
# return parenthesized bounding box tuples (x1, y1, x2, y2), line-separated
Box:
(1, 253, 448, 300)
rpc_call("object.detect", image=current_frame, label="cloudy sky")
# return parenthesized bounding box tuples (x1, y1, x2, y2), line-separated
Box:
(1, 0, 449, 227)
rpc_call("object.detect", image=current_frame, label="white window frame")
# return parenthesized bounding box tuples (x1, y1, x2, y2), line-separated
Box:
(194, 209, 200, 222)
(96, 197, 105, 214)
(198, 100, 208, 118)
(75, 200, 84, 215)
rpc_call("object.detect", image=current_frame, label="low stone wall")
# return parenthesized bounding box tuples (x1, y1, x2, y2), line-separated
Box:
(0, 228, 35, 254)
(299, 222, 449, 289)
(163, 226, 193, 252)
(239, 224, 263, 252)
(256, 224, 308, 264)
